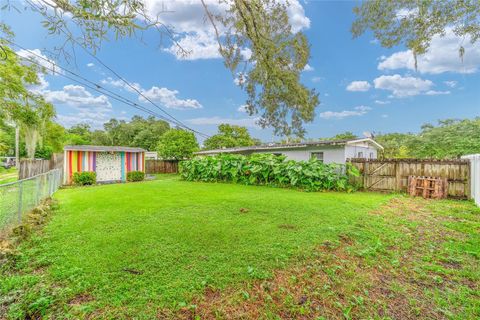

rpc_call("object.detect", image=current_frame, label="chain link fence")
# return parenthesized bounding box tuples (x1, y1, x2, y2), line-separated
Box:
(0, 169, 61, 234)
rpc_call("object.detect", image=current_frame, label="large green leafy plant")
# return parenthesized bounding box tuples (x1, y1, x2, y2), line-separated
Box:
(180, 154, 359, 192)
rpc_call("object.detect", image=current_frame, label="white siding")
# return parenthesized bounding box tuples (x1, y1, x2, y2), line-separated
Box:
(345, 144, 378, 159)
(462, 154, 480, 206)
(256, 146, 346, 163)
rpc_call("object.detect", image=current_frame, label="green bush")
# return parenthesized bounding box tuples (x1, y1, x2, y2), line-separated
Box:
(72, 171, 96, 185)
(127, 171, 145, 182)
(179, 153, 360, 192)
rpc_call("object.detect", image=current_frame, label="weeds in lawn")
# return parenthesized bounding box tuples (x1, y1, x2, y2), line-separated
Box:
(170, 197, 480, 320)
(0, 178, 478, 319)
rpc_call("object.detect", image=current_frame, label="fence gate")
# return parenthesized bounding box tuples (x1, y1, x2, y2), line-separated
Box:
(362, 161, 397, 191)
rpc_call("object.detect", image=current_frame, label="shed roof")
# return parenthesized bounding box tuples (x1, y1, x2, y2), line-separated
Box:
(64, 145, 146, 152)
(196, 138, 383, 155)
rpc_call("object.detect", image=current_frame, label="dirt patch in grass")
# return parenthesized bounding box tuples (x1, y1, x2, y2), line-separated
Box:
(69, 294, 94, 306)
(169, 197, 479, 319)
(277, 224, 296, 230)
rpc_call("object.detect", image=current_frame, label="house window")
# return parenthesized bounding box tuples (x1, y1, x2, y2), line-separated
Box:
(311, 152, 324, 163)
(369, 152, 374, 159)
(357, 152, 363, 158)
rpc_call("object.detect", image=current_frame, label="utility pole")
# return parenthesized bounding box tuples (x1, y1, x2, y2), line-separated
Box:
(15, 124, 19, 167)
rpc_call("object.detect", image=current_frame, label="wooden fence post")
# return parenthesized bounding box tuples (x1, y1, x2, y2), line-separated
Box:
(363, 160, 369, 189)
(395, 162, 402, 191)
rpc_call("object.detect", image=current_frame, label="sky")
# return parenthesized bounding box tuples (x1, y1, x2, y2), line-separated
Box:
(2, 0, 480, 144)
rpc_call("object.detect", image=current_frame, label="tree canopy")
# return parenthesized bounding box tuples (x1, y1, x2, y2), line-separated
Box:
(157, 129, 199, 160)
(9, 0, 318, 137)
(64, 116, 170, 151)
(203, 124, 260, 150)
(0, 28, 56, 158)
(325, 132, 357, 141)
(352, 1, 480, 67)
(204, 0, 319, 137)
(376, 118, 480, 159)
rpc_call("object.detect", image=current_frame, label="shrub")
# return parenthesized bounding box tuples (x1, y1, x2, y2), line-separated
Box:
(180, 154, 360, 192)
(72, 172, 96, 186)
(127, 171, 145, 182)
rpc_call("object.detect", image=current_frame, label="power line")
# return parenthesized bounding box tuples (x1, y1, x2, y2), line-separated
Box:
(23, 0, 201, 137)
(5, 39, 211, 138)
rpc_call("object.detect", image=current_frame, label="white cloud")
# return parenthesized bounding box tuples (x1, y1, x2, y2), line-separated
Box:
(373, 74, 433, 97)
(28, 74, 50, 94)
(233, 72, 247, 86)
(320, 105, 371, 119)
(101, 77, 142, 93)
(311, 76, 323, 83)
(285, 0, 310, 33)
(43, 85, 113, 128)
(187, 116, 259, 128)
(101, 77, 202, 109)
(303, 64, 314, 72)
(444, 80, 458, 88)
(237, 104, 248, 113)
(381, 114, 389, 118)
(144, 0, 310, 60)
(16, 48, 60, 94)
(425, 90, 451, 96)
(86, 62, 94, 67)
(16, 48, 61, 75)
(378, 28, 480, 74)
(374, 100, 390, 105)
(43, 85, 112, 109)
(346, 81, 371, 92)
(164, 31, 222, 60)
(139, 86, 202, 109)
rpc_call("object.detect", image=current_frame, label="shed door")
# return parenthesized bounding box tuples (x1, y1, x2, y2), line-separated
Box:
(96, 152, 121, 182)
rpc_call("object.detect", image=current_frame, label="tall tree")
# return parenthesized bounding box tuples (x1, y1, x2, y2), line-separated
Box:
(411, 119, 480, 158)
(203, 0, 319, 137)
(66, 123, 92, 145)
(10, 0, 318, 137)
(375, 118, 480, 159)
(203, 124, 260, 150)
(157, 129, 198, 160)
(352, 1, 480, 67)
(15, 96, 55, 158)
(0, 26, 55, 159)
(325, 132, 357, 141)
(375, 133, 416, 159)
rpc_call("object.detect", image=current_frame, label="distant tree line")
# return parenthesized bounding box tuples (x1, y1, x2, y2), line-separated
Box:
(321, 120, 480, 159)
(375, 118, 480, 159)
(3, 114, 480, 161)
(277, 119, 480, 160)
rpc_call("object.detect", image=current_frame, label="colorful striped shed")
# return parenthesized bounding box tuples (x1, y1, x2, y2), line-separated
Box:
(64, 145, 145, 184)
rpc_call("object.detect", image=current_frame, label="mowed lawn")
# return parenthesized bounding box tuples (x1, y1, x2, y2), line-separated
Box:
(1, 175, 479, 319)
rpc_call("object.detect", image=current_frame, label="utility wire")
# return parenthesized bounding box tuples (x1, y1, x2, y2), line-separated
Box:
(5, 39, 211, 138)
(23, 0, 201, 137)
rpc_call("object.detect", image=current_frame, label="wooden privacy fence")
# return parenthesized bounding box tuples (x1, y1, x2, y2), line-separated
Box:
(18, 153, 64, 181)
(145, 160, 179, 174)
(349, 158, 470, 199)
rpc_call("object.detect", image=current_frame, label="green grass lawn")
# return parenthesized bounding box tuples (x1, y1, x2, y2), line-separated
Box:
(0, 167, 17, 185)
(1, 175, 479, 319)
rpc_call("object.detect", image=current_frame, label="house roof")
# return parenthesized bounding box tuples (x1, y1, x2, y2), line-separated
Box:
(64, 145, 146, 152)
(196, 138, 383, 155)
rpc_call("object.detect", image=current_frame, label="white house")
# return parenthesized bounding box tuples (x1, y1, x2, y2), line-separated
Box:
(195, 138, 383, 164)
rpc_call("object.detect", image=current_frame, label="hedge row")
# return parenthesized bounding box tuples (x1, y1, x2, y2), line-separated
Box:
(179, 153, 359, 192)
